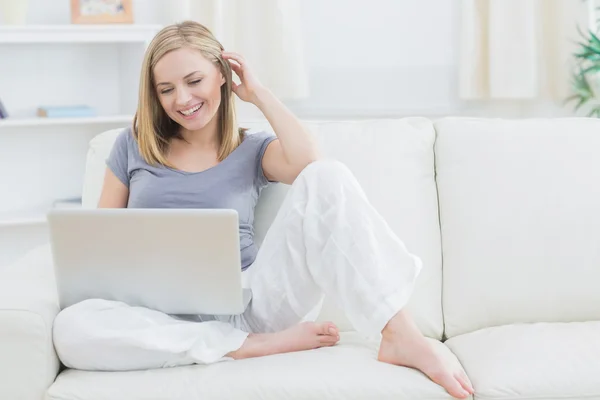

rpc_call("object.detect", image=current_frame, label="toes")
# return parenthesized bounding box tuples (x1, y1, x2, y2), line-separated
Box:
(318, 322, 339, 336)
(319, 333, 340, 346)
(456, 371, 474, 395)
(433, 372, 470, 399)
(317, 322, 340, 346)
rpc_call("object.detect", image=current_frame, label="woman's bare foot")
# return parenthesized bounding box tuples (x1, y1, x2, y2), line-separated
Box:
(227, 321, 340, 360)
(378, 310, 474, 399)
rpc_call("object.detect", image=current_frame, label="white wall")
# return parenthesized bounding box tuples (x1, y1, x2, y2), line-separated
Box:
(1, 0, 578, 120)
(287, 0, 576, 119)
(288, 0, 460, 117)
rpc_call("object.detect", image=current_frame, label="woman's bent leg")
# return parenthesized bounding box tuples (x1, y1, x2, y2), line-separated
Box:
(243, 160, 473, 398)
(243, 159, 422, 335)
(53, 299, 248, 371)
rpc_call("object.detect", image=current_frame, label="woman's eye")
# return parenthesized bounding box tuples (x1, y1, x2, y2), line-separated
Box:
(189, 79, 202, 85)
(160, 88, 173, 94)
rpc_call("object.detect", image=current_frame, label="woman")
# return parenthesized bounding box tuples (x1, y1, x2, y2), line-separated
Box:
(53, 21, 473, 398)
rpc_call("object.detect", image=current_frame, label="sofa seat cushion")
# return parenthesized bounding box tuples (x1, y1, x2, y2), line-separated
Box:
(445, 322, 600, 400)
(46, 333, 457, 400)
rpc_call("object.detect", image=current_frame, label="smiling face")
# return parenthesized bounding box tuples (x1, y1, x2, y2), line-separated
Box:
(153, 47, 225, 133)
(134, 21, 241, 167)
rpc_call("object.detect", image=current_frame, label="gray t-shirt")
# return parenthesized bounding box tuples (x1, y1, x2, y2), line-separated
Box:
(106, 127, 277, 270)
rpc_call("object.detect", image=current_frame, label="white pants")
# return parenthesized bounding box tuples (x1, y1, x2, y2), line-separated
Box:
(53, 160, 422, 371)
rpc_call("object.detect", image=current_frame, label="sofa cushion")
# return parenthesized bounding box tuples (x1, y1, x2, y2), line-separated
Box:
(0, 244, 60, 400)
(445, 322, 600, 400)
(434, 117, 600, 338)
(81, 118, 442, 338)
(46, 333, 457, 400)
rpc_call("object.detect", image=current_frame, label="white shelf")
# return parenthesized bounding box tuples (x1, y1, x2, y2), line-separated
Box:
(0, 24, 162, 44)
(0, 208, 47, 227)
(0, 115, 133, 128)
(0, 200, 82, 227)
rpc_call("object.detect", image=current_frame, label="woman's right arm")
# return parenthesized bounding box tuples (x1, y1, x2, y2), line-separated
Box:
(97, 167, 129, 208)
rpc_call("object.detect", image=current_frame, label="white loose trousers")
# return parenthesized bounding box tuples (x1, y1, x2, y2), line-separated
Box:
(53, 160, 422, 371)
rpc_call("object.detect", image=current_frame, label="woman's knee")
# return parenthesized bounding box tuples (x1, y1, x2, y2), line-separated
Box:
(299, 159, 355, 187)
(53, 299, 123, 368)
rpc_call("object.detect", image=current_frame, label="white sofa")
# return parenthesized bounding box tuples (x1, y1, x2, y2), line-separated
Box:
(2, 117, 600, 400)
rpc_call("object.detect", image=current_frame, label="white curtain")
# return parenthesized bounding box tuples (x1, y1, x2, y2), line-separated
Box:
(459, 0, 590, 100)
(165, 0, 309, 101)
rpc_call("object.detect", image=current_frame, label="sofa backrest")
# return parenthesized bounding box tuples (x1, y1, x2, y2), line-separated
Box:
(435, 117, 600, 338)
(82, 118, 444, 339)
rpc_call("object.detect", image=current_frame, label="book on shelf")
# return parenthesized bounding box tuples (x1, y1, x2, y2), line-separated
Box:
(37, 105, 96, 118)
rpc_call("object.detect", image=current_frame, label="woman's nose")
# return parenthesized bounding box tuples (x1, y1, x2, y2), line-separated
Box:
(175, 87, 193, 106)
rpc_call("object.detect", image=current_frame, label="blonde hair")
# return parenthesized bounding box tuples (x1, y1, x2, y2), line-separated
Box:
(133, 21, 244, 166)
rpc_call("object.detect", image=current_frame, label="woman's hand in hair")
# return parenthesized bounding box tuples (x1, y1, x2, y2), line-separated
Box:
(222, 51, 266, 105)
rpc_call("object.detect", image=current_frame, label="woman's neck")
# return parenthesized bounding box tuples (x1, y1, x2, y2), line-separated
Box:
(179, 115, 220, 150)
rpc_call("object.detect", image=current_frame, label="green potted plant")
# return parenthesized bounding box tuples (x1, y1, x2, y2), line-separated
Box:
(567, 2, 600, 116)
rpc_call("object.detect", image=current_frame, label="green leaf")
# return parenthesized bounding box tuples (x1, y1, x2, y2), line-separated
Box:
(582, 64, 600, 75)
(569, 6, 600, 117)
(588, 30, 600, 49)
(565, 94, 580, 104)
(588, 107, 600, 118)
(574, 43, 600, 58)
(574, 52, 600, 62)
(575, 28, 600, 55)
(567, 67, 596, 111)
(575, 97, 589, 112)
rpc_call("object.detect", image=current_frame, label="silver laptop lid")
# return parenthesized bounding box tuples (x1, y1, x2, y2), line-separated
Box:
(47, 208, 247, 315)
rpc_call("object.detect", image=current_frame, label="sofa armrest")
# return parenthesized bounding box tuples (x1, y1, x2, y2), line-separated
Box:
(0, 244, 60, 400)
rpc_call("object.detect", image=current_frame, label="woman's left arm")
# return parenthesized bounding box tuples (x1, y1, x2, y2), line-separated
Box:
(223, 52, 321, 185)
(253, 88, 320, 184)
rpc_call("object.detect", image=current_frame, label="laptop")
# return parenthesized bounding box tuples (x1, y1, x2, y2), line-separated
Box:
(47, 208, 252, 315)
